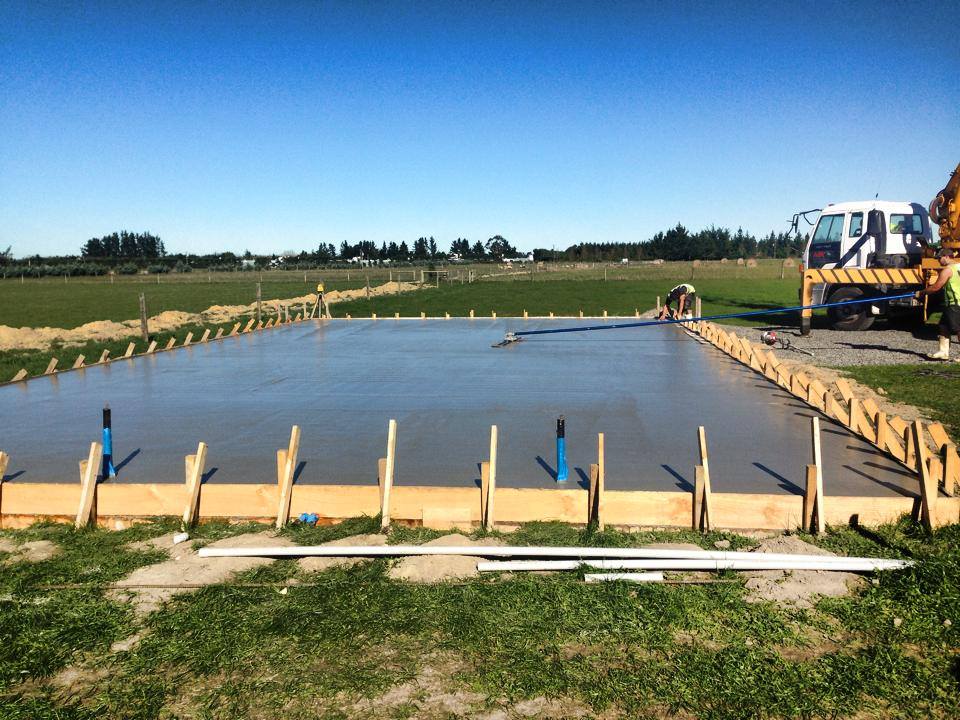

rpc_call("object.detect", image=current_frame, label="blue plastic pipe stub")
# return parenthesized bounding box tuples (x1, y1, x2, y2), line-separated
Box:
(102, 406, 117, 478)
(556, 416, 568, 482)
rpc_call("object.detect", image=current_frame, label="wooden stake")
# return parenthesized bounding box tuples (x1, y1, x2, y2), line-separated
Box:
(124, 342, 136, 358)
(243, 318, 255, 333)
(694, 426, 712, 531)
(11, 369, 27, 382)
(164, 337, 176, 351)
(595, 433, 605, 530)
(146, 340, 157, 354)
(381, 419, 397, 528)
(200, 329, 211, 343)
(44, 358, 59, 375)
(75, 442, 103, 528)
(485, 425, 498, 531)
(139, 292, 149, 342)
(183, 332, 193, 346)
(480, 461, 490, 525)
(810, 416, 825, 534)
(98, 349, 111, 364)
(913, 420, 937, 530)
(803, 464, 819, 533)
(275, 425, 301, 529)
(182, 442, 208, 527)
(214, 329, 224, 340)
(72, 354, 85, 370)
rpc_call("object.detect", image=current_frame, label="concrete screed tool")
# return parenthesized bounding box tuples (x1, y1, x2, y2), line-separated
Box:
(491, 292, 915, 348)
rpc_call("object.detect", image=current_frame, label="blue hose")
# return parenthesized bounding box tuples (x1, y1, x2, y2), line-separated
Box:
(511, 292, 917, 338)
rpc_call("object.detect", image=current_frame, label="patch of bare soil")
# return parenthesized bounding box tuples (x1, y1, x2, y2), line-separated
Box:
(388, 533, 505, 583)
(0, 539, 60, 564)
(108, 531, 295, 616)
(298, 533, 387, 573)
(743, 535, 865, 609)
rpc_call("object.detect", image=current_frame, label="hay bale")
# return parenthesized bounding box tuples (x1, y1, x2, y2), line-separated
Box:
(720, 258, 729, 264)
(783, 258, 796, 267)
(692, 259, 702, 267)
(736, 257, 745, 265)
(746, 258, 757, 268)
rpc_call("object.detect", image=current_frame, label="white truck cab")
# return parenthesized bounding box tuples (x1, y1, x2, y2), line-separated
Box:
(800, 201, 933, 330)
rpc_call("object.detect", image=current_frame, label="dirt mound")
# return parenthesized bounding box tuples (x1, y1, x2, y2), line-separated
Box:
(743, 535, 865, 609)
(298, 533, 387, 573)
(109, 531, 295, 616)
(388, 533, 505, 583)
(0, 282, 422, 352)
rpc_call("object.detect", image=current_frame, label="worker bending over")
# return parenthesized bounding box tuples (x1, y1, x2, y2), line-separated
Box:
(659, 283, 696, 320)
(917, 250, 960, 361)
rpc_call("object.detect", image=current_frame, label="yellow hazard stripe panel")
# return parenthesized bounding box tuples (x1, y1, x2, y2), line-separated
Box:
(803, 268, 923, 284)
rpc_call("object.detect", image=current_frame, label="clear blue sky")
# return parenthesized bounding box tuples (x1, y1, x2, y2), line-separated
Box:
(1, 1, 957, 257)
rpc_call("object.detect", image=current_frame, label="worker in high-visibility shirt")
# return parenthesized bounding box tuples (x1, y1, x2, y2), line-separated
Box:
(917, 250, 960, 361)
(659, 283, 696, 320)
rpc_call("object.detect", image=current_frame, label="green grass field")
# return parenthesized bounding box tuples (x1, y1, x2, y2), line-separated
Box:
(3, 518, 958, 720)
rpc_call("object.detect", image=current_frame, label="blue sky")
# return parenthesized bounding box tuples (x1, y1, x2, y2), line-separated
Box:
(1, 1, 957, 257)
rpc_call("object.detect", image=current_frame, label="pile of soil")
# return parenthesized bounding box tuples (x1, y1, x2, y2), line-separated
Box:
(743, 535, 864, 609)
(0, 280, 422, 352)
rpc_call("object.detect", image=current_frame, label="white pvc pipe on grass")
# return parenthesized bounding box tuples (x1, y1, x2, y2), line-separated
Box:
(196, 544, 910, 568)
(476, 558, 907, 573)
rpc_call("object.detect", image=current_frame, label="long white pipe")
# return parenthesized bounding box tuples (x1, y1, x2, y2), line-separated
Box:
(585, 572, 664, 583)
(196, 544, 909, 567)
(477, 558, 908, 572)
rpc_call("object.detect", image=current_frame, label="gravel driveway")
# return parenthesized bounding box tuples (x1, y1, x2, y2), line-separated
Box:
(726, 320, 949, 367)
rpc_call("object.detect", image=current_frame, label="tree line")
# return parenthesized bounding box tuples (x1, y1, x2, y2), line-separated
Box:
(535, 225, 805, 263)
(0, 224, 806, 278)
(81, 231, 166, 259)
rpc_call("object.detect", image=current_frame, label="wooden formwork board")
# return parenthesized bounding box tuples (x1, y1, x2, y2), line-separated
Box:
(3, 481, 956, 530)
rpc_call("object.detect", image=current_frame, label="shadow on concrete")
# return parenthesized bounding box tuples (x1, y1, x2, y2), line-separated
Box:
(574, 467, 589, 490)
(115, 449, 141, 473)
(536, 455, 557, 481)
(662, 464, 692, 492)
(753, 462, 804, 495)
(842, 464, 916, 498)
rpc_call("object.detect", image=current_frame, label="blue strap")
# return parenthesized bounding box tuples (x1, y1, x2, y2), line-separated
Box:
(513, 292, 916, 338)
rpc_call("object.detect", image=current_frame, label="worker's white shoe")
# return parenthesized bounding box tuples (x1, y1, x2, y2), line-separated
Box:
(930, 337, 951, 360)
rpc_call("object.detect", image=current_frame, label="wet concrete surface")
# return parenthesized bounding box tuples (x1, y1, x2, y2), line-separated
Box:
(0, 319, 920, 497)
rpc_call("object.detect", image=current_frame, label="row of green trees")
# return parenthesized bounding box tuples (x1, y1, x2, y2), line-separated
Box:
(81, 231, 165, 259)
(536, 225, 805, 263)
(0, 225, 806, 278)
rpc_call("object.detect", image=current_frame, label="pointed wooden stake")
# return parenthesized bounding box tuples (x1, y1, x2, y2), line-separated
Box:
(275, 426, 301, 529)
(381, 419, 397, 529)
(182, 442, 208, 527)
(484, 425, 498, 531)
(913, 420, 937, 530)
(807, 416, 825, 534)
(693, 426, 713, 531)
(75, 442, 103, 528)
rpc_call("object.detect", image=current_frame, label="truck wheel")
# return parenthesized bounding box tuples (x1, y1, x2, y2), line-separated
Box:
(827, 286, 875, 331)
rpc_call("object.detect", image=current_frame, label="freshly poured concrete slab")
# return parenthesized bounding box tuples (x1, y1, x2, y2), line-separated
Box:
(0, 319, 919, 498)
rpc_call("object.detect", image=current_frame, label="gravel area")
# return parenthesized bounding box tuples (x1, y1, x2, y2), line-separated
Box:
(726, 321, 950, 367)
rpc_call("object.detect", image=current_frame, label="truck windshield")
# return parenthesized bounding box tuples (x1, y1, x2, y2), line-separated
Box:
(812, 214, 844, 244)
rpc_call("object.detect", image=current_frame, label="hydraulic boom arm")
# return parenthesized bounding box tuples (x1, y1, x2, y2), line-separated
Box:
(930, 161, 960, 248)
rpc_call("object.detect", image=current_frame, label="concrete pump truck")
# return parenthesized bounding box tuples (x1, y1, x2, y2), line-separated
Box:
(798, 161, 960, 334)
